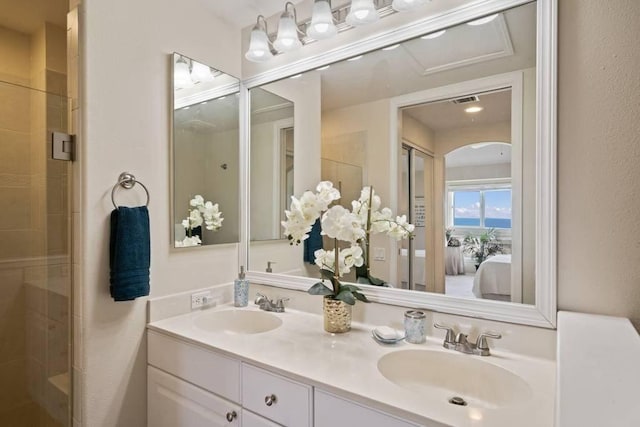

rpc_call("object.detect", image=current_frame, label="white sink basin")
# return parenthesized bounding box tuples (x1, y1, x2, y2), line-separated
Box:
(193, 309, 282, 334)
(377, 349, 532, 409)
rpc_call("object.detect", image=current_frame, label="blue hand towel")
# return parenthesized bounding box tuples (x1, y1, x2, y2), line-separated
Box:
(303, 218, 323, 264)
(109, 206, 150, 301)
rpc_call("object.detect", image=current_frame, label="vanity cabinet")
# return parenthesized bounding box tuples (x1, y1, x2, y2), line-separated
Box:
(242, 364, 312, 426)
(315, 389, 420, 427)
(148, 366, 241, 426)
(148, 330, 421, 427)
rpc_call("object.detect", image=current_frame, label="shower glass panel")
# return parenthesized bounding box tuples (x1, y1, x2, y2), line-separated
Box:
(0, 80, 72, 426)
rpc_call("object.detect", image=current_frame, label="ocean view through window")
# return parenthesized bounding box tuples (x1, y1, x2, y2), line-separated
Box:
(451, 188, 512, 229)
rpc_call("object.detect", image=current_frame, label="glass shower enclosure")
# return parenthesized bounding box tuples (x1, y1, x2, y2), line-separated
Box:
(0, 11, 72, 425)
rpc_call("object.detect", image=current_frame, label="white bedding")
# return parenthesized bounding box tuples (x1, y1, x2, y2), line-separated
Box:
(472, 254, 511, 299)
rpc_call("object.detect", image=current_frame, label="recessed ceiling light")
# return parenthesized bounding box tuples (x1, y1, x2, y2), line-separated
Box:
(467, 14, 499, 26)
(316, 65, 331, 71)
(382, 44, 400, 51)
(289, 74, 302, 79)
(347, 55, 363, 61)
(465, 106, 484, 113)
(421, 29, 446, 39)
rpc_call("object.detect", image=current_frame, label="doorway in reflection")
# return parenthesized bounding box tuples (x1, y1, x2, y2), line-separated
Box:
(398, 145, 435, 292)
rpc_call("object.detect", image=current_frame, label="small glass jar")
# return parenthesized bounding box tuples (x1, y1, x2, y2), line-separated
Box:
(404, 310, 426, 344)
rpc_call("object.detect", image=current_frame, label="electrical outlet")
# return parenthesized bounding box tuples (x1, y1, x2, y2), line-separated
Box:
(374, 247, 386, 261)
(191, 290, 213, 310)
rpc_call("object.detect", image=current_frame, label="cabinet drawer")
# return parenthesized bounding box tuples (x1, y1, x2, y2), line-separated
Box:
(242, 409, 282, 427)
(242, 363, 312, 426)
(148, 330, 240, 402)
(148, 366, 241, 427)
(315, 389, 421, 427)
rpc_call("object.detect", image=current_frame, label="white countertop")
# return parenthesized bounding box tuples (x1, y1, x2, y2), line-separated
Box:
(557, 311, 640, 427)
(148, 304, 555, 427)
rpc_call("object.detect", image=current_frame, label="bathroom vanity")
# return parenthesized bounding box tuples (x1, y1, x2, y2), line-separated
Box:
(147, 301, 555, 427)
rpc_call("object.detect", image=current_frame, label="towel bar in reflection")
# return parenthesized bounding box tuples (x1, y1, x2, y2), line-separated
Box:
(111, 172, 150, 208)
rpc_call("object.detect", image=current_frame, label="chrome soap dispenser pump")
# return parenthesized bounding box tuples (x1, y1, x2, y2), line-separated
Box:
(234, 266, 249, 307)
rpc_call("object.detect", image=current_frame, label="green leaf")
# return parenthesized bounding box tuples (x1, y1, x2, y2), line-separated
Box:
(339, 284, 362, 293)
(353, 291, 369, 303)
(335, 289, 356, 305)
(307, 282, 334, 296)
(319, 269, 334, 280)
(368, 274, 385, 286)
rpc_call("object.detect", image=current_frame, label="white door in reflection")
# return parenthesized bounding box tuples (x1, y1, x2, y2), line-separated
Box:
(398, 145, 434, 291)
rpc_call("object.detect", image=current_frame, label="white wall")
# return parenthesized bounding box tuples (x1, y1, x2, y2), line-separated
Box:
(79, 0, 240, 425)
(248, 73, 322, 275)
(557, 0, 640, 329)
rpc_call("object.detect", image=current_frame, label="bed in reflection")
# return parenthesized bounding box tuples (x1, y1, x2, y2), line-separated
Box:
(472, 254, 512, 301)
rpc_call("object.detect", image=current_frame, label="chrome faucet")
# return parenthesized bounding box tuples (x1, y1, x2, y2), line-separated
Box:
(254, 293, 289, 313)
(434, 323, 502, 356)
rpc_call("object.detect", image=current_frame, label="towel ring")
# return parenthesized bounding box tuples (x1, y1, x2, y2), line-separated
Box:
(111, 172, 150, 208)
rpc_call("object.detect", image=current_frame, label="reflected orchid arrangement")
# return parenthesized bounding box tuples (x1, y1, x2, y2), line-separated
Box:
(175, 195, 224, 247)
(282, 181, 414, 304)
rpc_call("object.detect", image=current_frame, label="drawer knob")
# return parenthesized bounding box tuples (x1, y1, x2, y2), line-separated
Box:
(265, 394, 277, 406)
(225, 411, 237, 422)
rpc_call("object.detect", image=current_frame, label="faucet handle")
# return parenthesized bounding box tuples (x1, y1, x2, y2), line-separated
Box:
(475, 332, 502, 355)
(434, 323, 456, 345)
(255, 292, 268, 305)
(275, 297, 289, 311)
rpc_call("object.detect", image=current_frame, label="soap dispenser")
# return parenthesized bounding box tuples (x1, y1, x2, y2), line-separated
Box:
(234, 266, 249, 307)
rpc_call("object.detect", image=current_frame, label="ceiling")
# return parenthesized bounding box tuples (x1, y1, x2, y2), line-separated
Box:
(316, 2, 536, 111)
(445, 143, 512, 168)
(0, 0, 67, 34)
(404, 89, 512, 132)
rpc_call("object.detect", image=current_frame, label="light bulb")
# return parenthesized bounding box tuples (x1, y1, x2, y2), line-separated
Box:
(392, 0, 427, 12)
(307, 0, 337, 40)
(245, 27, 273, 62)
(191, 61, 214, 83)
(346, 0, 378, 27)
(174, 57, 193, 88)
(274, 11, 302, 53)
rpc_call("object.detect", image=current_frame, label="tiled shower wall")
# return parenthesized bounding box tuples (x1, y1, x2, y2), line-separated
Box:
(0, 19, 69, 427)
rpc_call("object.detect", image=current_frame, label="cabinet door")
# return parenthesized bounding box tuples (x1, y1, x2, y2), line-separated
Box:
(148, 366, 241, 427)
(315, 389, 421, 427)
(242, 409, 282, 427)
(242, 363, 312, 426)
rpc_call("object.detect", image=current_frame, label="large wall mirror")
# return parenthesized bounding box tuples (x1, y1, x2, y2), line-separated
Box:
(171, 53, 240, 248)
(245, 0, 556, 327)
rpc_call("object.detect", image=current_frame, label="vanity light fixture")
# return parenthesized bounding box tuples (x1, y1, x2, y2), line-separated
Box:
(245, 15, 274, 62)
(467, 13, 499, 26)
(274, 2, 303, 53)
(465, 106, 484, 113)
(307, 0, 338, 40)
(174, 56, 194, 89)
(421, 29, 446, 39)
(190, 61, 215, 83)
(346, 0, 379, 26)
(245, 0, 402, 63)
(391, 0, 427, 12)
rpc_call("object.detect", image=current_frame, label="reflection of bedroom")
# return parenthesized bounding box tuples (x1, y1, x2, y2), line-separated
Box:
(401, 87, 519, 301)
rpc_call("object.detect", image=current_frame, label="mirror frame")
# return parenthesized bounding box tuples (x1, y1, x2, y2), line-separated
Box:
(240, 0, 557, 328)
